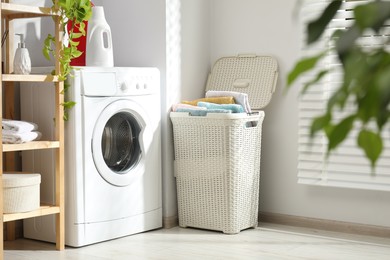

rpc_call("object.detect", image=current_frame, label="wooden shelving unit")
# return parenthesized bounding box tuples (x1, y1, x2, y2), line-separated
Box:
(2, 74, 59, 82)
(0, 0, 65, 256)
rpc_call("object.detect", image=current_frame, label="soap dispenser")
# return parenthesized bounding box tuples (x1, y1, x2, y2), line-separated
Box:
(14, 33, 31, 74)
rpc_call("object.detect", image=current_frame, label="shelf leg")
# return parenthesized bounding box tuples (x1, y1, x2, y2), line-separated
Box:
(4, 81, 17, 242)
(54, 11, 65, 249)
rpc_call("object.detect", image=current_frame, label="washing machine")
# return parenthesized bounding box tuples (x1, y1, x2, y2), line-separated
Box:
(22, 67, 162, 247)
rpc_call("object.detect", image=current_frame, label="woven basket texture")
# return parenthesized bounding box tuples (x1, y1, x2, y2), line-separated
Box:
(206, 56, 278, 110)
(171, 113, 264, 234)
(3, 173, 40, 213)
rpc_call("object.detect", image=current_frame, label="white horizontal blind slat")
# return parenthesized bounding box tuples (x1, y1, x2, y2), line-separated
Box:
(298, 0, 390, 191)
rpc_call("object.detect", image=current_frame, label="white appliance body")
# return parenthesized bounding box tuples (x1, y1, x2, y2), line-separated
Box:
(22, 67, 162, 247)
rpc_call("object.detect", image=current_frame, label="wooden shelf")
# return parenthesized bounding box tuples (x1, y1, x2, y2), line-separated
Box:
(3, 205, 60, 222)
(1, 3, 56, 19)
(1, 1, 65, 253)
(2, 141, 60, 152)
(2, 74, 59, 82)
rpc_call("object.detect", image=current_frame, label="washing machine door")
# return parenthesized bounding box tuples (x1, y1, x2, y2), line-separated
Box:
(91, 99, 149, 186)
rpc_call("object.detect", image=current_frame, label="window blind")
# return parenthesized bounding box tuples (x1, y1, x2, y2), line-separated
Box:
(298, 0, 390, 191)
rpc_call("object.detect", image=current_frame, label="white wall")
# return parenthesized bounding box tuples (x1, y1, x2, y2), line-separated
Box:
(209, 0, 390, 227)
(11, 0, 53, 67)
(180, 0, 211, 99)
(97, 0, 166, 69)
(163, 0, 211, 218)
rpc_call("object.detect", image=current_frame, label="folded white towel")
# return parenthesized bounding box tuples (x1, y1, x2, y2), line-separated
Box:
(2, 119, 38, 134)
(205, 90, 252, 113)
(2, 131, 42, 144)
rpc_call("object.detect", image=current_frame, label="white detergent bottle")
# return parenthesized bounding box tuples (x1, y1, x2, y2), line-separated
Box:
(86, 6, 114, 67)
(14, 33, 31, 74)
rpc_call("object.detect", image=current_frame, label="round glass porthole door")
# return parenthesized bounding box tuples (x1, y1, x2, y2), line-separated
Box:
(101, 112, 141, 173)
(92, 100, 147, 186)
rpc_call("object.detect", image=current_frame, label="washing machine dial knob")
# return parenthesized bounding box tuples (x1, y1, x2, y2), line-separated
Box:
(120, 81, 129, 92)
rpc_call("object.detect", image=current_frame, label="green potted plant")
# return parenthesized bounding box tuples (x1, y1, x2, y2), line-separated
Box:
(43, 0, 93, 120)
(288, 0, 390, 168)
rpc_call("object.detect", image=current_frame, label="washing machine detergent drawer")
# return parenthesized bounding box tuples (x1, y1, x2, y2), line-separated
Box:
(81, 70, 117, 96)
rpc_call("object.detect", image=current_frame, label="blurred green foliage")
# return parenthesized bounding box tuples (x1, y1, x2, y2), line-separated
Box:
(43, 0, 92, 120)
(288, 0, 390, 168)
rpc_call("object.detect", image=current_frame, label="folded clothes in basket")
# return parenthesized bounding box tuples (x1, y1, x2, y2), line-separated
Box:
(175, 108, 232, 116)
(172, 103, 207, 112)
(181, 96, 235, 106)
(206, 90, 251, 113)
(198, 102, 245, 113)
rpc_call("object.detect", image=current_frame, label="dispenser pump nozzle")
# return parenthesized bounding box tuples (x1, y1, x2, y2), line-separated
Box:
(15, 33, 26, 48)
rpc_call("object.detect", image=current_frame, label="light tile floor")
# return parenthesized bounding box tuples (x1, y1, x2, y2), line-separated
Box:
(4, 223, 390, 260)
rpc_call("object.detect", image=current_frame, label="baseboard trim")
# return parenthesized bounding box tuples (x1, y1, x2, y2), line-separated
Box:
(259, 212, 390, 238)
(162, 212, 390, 237)
(163, 216, 178, 229)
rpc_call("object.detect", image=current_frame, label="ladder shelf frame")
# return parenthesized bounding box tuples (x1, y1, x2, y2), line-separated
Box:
(0, 1, 65, 255)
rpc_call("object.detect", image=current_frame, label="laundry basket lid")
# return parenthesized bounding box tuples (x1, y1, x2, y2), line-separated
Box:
(205, 55, 278, 109)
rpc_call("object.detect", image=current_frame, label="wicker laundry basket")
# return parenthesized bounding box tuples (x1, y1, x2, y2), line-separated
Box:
(171, 55, 278, 234)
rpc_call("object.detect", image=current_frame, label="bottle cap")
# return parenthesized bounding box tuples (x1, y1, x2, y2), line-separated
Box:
(15, 33, 26, 48)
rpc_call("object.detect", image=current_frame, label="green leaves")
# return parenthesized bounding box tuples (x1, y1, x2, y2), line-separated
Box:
(45, 0, 93, 120)
(337, 2, 390, 58)
(287, 52, 325, 87)
(327, 115, 355, 153)
(42, 34, 55, 60)
(287, 0, 390, 168)
(310, 113, 331, 138)
(354, 1, 390, 32)
(358, 130, 383, 169)
(75, 0, 93, 22)
(307, 0, 342, 44)
(301, 69, 328, 95)
(61, 101, 76, 121)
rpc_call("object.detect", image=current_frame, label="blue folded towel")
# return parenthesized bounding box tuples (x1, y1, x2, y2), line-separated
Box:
(197, 102, 245, 113)
(176, 108, 232, 116)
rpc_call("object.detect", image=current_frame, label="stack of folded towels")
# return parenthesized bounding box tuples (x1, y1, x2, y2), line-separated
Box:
(2, 119, 42, 144)
(172, 90, 251, 116)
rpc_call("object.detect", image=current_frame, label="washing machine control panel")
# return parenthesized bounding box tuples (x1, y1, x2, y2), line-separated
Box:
(79, 67, 159, 97)
(120, 81, 130, 91)
(119, 80, 149, 92)
(115, 68, 159, 96)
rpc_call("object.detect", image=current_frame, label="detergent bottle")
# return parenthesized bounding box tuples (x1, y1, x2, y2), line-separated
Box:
(86, 6, 114, 67)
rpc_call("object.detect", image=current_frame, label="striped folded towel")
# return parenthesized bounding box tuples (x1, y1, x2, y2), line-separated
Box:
(206, 90, 251, 113)
(181, 96, 235, 106)
(175, 108, 231, 116)
(197, 102, 245, 113)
